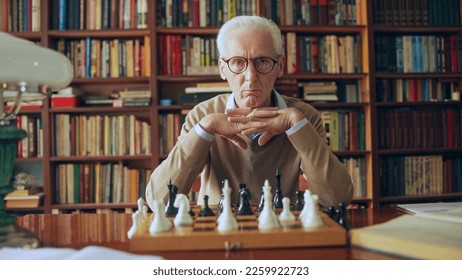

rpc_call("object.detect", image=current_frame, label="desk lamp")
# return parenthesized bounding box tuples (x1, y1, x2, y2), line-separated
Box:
(0, 32, 73, 248)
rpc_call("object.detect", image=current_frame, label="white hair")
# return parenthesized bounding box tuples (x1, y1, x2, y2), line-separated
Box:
(216, 15, 283, 57)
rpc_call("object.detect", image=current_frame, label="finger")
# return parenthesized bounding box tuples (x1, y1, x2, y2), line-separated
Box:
(252, 107, 278, 111)
(257, 132, 275, 146)
(225, 134, 248, 150)
(250, 110, 279, 118)
(225, 108, 252, 115)
(227, 116, 251, 123)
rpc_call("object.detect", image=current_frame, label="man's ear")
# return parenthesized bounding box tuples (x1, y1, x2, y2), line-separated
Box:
(277, 56, 286, 77)
(218, 59, 227, 80)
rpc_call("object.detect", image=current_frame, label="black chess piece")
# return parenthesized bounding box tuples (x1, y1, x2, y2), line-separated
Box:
(273, 168, 283, 209)
(257, 186, 264, 212)
(337, 202, 350, 231)
(236, 183, 247, 208)
(164, 180, 178, 217)
(293, 190, 304, 211)
(237, 185, 253, 215)
(328, 206, 338, 222)
(199, 195, 215, 217)
(218, 180, 225, 213)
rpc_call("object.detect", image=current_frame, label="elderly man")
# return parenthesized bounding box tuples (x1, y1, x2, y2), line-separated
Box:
(146, 15, 353, 210)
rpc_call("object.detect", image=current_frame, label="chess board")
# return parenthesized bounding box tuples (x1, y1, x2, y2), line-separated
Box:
(129, 205, 347, 252)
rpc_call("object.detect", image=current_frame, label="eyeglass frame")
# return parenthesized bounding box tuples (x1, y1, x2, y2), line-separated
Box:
(221, 56, 280, 74)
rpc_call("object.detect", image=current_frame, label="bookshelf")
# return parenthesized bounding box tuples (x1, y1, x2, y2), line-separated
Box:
(370, 0, 462, 206)
(1, 0, 461, 213)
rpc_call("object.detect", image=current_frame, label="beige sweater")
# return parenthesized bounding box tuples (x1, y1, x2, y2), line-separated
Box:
(146, 94, 353, 209)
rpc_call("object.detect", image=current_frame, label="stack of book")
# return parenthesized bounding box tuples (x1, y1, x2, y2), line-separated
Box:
(300, 81, 338, 101)
(114, 89, 151, 107)
(51, 87, 82, 108)
(4, 187, 44, 208)
(179, 82, 231, 105)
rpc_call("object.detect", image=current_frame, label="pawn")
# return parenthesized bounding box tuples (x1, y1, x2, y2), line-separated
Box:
(199, 195, 215, 217)
(173, 193, 193, 227)
(301, 194, 323, 229)
(298, 190, 312, 221)
(278, 197, 296, 225)
(149, 199, 172, 234)
(337, 202, 350, 231)
(293, 190, 304, 211)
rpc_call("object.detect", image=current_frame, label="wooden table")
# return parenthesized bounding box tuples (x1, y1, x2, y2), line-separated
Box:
(16, 208, 402, 260)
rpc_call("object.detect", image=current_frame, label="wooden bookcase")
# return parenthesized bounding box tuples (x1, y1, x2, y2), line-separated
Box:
(2, 0, 461, 213)
(369, 0, 462, 207)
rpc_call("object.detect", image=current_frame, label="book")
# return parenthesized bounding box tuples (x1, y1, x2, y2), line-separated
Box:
(350, 208, 462, 259)
(396, 201, 462, 214)
(6, 187, 43, 197)
(4, 192, 43, 208)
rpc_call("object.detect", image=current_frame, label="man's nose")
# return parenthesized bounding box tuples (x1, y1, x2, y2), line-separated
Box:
(244, 62, 259, 81)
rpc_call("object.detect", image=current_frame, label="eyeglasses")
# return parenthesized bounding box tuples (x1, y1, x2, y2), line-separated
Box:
(221, 56, 279, 74)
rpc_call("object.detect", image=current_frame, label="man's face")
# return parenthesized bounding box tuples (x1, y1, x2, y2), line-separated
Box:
(219, 28, 285, 108)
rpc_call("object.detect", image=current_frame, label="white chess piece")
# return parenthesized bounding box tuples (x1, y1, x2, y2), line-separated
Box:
(298, 189, 311, 221)
(258, 180, 280, 231)
(301, 194, 324, 229)
(173, 194, 193, 227)
(278, 197, 296, 224)
(149, 199, 172, 234)
(127, 197, 147, 239)
(217, 179, 238, 232)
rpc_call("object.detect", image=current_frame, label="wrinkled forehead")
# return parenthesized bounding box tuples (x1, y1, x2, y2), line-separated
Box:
(221, 28, 277, 58)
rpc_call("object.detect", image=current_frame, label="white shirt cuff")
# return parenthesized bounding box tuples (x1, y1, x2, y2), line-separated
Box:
(285, 118, 308, 136)
(194, 123, 215, 142)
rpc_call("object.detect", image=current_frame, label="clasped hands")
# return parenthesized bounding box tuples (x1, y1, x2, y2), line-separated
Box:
(199, 107, 304, 149)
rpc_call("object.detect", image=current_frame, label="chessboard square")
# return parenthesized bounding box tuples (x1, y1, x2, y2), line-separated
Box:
(236, 215, 257, 221)
(193, 222, 216, 230)
(196, 216, 217, 223)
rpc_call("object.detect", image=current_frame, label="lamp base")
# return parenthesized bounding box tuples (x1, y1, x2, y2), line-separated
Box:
(0, 222, 40, 249)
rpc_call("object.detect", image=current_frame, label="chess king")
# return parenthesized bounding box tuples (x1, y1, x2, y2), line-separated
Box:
(146, 15, 354, 210)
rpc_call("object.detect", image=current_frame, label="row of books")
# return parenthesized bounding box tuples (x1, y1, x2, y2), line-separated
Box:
(158, 112, 186, 154)
(54, 163, 151, 205)
(376, 78, 460, 103)
(50, 0, 147, 30)
(320, 110, 365, 151)
(158, 35, 219, 76)
(299, 80, 362, 102)
(157, 0, 257, 27)
(341, 157, 366, 198)
(53, 37, 151, 79)
(375, 35, 462, 73)
(53, 114, 151, 157)
(379, 156, 462, 197)
(372, 0, 460, 26)
(16, 115, 42, 159)
(286, 33, 362, 74)
(0, 0, 41, 32)
(377, 109, 462, 149)
(267, 0, 363, 26)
